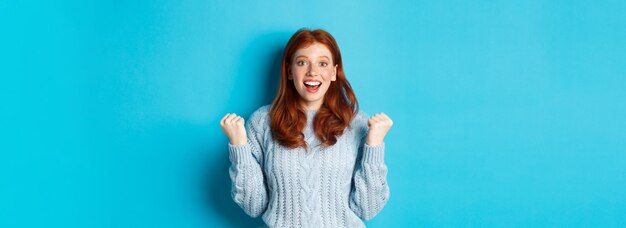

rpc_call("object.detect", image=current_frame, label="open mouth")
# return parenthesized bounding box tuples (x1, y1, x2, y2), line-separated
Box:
(303, 81, 321, 93)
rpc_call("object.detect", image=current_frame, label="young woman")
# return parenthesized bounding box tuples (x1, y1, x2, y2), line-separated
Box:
(220, 28, 393, 228)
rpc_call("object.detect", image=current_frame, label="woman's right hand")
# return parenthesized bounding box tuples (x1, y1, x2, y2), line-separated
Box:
(220, 113, 247, 145)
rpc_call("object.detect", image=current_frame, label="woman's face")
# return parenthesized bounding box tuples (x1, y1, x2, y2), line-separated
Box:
(288, 42, 337, 110)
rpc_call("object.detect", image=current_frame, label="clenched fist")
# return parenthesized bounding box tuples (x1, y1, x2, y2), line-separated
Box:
(220, 113, 247, 145)
(365, 112, 393, 146)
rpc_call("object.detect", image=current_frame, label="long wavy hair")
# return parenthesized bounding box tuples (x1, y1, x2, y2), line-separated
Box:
(269, 28, 359, 150)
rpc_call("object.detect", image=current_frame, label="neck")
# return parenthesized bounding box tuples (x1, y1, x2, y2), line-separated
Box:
(300, 100, 322, 111)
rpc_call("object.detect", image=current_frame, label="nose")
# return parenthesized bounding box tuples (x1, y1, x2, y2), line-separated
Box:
(306, 65, 320, 76)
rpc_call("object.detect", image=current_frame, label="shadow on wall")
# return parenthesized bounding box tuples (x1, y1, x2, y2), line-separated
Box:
(202, 31, 291, 227)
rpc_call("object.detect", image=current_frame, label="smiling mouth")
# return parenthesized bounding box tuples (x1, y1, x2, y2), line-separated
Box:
(303, 81, 322, 89)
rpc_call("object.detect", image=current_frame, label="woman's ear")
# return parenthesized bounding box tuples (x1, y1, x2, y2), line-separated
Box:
(331, 64, 338, 81)
(288, 67, 292, 80)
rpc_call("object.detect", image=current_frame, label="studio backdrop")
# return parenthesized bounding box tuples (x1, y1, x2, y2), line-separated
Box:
(1, 0, 625, 227)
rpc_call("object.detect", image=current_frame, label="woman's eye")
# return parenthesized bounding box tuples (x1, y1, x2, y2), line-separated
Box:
(320, 62, 328, 67)
(296, 60, 306, 66)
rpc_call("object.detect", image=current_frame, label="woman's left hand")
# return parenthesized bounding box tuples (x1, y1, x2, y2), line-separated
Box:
(366, 112, 393, 146)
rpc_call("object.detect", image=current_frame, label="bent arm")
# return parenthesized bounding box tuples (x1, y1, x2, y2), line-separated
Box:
(228, 115, 269, 217)
(349, 141, 390, 221)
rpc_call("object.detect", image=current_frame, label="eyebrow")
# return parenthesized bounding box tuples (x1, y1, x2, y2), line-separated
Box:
(294, 55, 331, 60)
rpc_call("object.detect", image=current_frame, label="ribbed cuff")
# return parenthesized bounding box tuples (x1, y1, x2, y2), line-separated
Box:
(228, 143, 255, 164)
(362, 142, 385, 164)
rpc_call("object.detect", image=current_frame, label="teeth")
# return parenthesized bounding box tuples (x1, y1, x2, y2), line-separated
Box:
(304, 81, 321, 86)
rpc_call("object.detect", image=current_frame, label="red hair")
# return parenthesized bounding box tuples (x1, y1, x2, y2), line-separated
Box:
(269, 28, 359, 149)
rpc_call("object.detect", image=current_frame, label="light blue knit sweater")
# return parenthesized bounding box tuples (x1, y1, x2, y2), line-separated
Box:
(228, 105, 390, 228)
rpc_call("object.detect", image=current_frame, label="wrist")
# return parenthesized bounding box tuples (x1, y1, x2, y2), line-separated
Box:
(362, 142, 385, 163)
(365, 138, 383, 146)
(230, 138, 247, 145)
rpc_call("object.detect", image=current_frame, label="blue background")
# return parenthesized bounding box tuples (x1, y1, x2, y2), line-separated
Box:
(2, 0, 625, 227)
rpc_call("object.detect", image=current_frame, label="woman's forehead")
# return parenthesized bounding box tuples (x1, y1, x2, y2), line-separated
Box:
(293, 43, 333, 59)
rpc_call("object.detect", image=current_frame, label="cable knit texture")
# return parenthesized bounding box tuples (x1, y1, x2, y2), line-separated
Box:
(228, 105, 390, 228)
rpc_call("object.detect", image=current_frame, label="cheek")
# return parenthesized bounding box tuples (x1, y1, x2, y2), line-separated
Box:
(321, 69, 334, 80)
(292, 67, 306, 78)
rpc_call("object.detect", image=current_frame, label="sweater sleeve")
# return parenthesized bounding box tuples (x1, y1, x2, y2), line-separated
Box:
(348, 121, 390, 221)
(228, 110, 269, 218)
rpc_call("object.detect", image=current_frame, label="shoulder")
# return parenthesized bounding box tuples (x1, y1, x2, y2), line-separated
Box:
(349, 110, 370, 135)
(249, 104, 271, 119)
(352, 110, 369, 125)
(247, 104, 271, 129)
